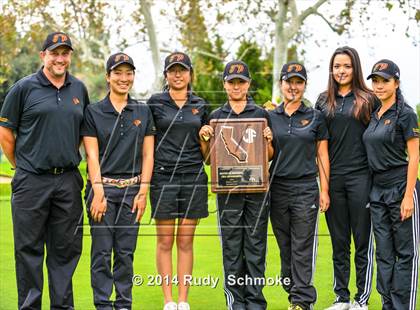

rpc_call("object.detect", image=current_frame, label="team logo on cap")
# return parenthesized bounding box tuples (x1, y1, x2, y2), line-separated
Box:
(0, 117, 8, 122)
(115, 54, 129, 62)
(133, 119, 141, 127)
(384, 119, 391, 125)
(191, 108, 199, 115)
(300, 119, 310, 126)
(53, 34, 68, 43)
(169, 53, 185, 62)
(287, 64, 303, 72)
(374, 63, 389, 71)
(72, 97, 80, 105)
(228, 64, 245, 74)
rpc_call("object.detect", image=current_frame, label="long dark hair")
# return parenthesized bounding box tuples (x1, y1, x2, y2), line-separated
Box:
(394, 86, 405, 120)
(325, 46, 375, 124)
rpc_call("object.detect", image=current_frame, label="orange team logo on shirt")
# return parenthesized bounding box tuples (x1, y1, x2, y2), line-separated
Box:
(300, 119, 310, 126)
(384, 119, 391, 125)
(374, 63, 389, 71)
(191, 108, 199, 115)
(133, 119, 141, 126)
(72, 97, 80, 105)
(53, 34, 68, 43)
(229, 64, 245, 74)
(115, 54, 129, 62)
(170, 53, 185, 62)
(287, 64, 303, 73)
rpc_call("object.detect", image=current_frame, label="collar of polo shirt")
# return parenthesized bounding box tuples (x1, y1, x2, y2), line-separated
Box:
(275, 102, 308, 114)
(102, 94, 135, 114)
(221, 99, 257, 113)
(36, 68, 72, 87)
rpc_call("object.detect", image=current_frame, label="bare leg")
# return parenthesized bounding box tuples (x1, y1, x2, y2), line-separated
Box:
(176, 218, 198, 302)
(156, 219, 176, 304)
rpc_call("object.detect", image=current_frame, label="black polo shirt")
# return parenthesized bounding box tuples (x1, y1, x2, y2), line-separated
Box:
(147, 92, 208, 174)
(269, 102, 329, 179)
(209, 98, 270, 124)
(0, 68, 89, 174)
(315, 91, 378, 175)
(81, 95, 155, 178)
(363, 102, 419, 174)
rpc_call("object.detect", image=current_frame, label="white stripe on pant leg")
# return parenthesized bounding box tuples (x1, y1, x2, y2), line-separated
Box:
(409, 188, 419, 310)
(359, 224, 374, 305)
(309, 210, 320, 309)
(216, 197, 234, 310)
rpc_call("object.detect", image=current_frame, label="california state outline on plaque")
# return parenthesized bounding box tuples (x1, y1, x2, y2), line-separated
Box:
(220, 126, 248, 163)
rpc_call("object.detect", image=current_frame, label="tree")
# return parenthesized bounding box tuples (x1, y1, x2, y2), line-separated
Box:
(199, 0, 419, 103)
(176, 0, 226, 110)
(132, 0, 163, 94)
(0, 0, 112, 103)
(235, 40, 272, 105)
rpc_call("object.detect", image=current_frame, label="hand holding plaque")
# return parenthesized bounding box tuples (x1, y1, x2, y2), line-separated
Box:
(209, 118, 269, 193)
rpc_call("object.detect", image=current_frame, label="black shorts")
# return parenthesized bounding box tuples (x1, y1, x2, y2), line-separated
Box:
(150, 171, 208, 220)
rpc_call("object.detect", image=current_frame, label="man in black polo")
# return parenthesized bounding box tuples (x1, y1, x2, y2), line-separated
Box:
(0, 31, 89, 309)
(199, 61, 273, 310)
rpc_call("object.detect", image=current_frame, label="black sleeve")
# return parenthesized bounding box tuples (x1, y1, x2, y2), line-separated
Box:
(201, 101, 209, 126)
(208, 109, 218, 123)
(316, 111, 329, 141)
(0, 83, 24, 130)
(263, 109, 272, 128)
(82, 84, 90, 112)
(80, 106, 97, 137)
(398, 108, 419, 141)
(145, 106, 156, 136)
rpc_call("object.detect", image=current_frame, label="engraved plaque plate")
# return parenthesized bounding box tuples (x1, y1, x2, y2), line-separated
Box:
(210, 118, 268, 193)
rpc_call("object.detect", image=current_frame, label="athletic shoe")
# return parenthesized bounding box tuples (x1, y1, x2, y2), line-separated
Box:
(178, 302, 190, 310)
(163, 301, 178, 310)
(288, 304, 305, 310)
(324, 302, 351, 310)
(349, 301, 368, 310)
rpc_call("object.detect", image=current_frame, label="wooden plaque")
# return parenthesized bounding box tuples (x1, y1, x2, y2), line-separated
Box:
(209, 118, 269, 193)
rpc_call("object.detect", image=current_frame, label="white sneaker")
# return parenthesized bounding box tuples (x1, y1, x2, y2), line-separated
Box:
(349, 301, 368, 310)
(325, 302, 351, 310)
(163, 301, 178, 310)
(178, 302, 190, 310)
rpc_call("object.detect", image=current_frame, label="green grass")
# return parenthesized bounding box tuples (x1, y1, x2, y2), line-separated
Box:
(0, 160, 419, 309)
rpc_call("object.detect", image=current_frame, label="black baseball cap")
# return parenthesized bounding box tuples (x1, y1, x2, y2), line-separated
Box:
(280, 62, 307, 81)
(223, 60, 251, 82)
(164, 52, 192, 72)
(106, 52, 136, 73)
(367, 59, 400, 80)
(42, 32, 73, 51)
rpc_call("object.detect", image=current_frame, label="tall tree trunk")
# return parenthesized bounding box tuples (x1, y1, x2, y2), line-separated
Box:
(140, 0, 162, 93)
(272, 0, 288, 103)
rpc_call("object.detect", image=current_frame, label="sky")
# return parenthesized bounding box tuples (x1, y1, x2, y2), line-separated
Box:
(118, 0, 420, 110)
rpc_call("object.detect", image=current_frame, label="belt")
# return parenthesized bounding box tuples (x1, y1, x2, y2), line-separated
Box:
(46, 167, 75, 175)
(102, 175, 141, 188)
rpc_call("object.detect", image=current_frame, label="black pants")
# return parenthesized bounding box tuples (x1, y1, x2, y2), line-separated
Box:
(270, 177, 319, 310)
(325, 169, 374, 304)
(85, 182, 140, 310)
(370, 172, 420, 310)
(11, 168, 84, 310)
(217, 192, 269, 310)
